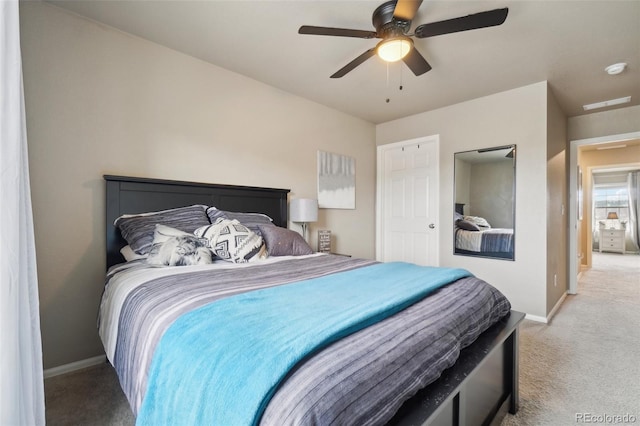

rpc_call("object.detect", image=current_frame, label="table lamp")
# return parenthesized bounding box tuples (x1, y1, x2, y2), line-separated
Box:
(290, 198, 318, 243)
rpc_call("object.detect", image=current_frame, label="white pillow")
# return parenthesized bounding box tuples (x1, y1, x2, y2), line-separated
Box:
(152, 224, 191, 244)
(120, 245, 147, 262)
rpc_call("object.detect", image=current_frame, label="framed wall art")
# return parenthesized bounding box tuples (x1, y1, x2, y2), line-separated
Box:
(317, 151, 355, 209)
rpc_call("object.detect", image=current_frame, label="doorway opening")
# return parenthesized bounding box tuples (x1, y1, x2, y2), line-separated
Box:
(568, 131, 640, 294)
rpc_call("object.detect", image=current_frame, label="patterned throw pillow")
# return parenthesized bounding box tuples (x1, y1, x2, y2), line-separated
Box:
(195, 219, 266, 263)
(146, 235, 213, 267)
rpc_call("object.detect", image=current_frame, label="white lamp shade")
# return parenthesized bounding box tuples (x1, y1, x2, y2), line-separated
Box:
(290, 198, 318, 222)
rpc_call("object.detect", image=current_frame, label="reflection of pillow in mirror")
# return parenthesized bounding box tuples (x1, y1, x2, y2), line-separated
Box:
(456, 220, 481, 231)
(464, 215, 491, 228)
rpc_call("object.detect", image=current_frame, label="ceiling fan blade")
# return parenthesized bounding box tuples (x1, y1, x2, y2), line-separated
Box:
(330, 48, 377, 78)
(299, 25, 377, 39)
(402, 48, 432, 76)
(414, 8, 508, 38)
(393, 0, 423, 22)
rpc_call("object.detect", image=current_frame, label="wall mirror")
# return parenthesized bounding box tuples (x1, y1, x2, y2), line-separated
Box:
(454, 145, 516, 260)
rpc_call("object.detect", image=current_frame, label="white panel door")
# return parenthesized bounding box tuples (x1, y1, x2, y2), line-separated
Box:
(377, 137, 439, 266)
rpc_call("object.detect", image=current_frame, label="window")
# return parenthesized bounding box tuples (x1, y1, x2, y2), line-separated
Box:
(593, 184, 629, 228)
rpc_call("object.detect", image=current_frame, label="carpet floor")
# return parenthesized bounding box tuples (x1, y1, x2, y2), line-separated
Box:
(500, 252, 639, 426)
(45, 252, 639, 425)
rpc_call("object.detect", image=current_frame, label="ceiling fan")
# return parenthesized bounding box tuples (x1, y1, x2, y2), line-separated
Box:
(299, 0, 508, 78)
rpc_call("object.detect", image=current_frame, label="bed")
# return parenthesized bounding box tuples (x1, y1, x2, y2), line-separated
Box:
(103, 174, 524, 426)
(454, 205, 514, 260)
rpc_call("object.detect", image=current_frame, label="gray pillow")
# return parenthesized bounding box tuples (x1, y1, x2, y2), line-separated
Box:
(456, 219, 481, 231)
(206, 207, 273, 235)
(258, 225, 313, 256)
(463, 215, 491, 228)
(114, 205, 210, 255)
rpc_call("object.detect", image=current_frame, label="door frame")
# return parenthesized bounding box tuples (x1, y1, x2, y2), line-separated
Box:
(568, 131, 640, 294)
(376, 135, 440, 263)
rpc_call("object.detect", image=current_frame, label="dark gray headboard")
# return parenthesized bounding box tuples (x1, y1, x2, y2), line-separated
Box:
(105, 175, 290, 269)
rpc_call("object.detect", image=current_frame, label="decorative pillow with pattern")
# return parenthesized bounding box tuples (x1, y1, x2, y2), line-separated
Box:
(195, 218, 266, 263)
(146, 235, 213, 267)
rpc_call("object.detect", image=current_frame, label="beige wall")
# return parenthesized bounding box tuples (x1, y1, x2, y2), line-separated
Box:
(546, 86, 568, 314)
(568, 105, 640, 141)
(468, 161, 514, 229)
(20, 2, 376, 369)
(377, 82, 550, 318)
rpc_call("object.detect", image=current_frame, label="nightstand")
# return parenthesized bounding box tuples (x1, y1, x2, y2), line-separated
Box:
(599, 228, 625, 254)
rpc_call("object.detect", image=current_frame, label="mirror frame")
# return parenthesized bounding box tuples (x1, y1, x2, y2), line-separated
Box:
(453, 145, 516, 261)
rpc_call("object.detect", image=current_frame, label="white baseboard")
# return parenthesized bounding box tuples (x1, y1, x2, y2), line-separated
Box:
(524, 291, 568, 324)
(44, 355, 107, 379)
(525, 314, 548, 323)
(546, 291, 568, 322)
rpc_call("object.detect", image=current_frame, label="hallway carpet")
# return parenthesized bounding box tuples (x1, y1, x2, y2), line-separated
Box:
(501, 252, 640, 425)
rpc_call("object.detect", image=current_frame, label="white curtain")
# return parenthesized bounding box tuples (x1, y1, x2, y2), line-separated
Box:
(0, 1, 46, 424)
(628, 171, 640, 252)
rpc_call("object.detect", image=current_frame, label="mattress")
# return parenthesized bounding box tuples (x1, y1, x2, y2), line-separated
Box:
(99, 253, 511, 425)
(455, 227, 514, 254)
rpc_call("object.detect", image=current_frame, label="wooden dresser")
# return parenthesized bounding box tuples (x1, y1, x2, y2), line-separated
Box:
(599, 228, 626, 254)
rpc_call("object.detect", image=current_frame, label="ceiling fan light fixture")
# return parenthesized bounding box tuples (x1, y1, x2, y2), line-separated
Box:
(376, 37, 413, 62)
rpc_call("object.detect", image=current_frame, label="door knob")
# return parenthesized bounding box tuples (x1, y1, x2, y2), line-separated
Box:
(429, 223, 435, 229)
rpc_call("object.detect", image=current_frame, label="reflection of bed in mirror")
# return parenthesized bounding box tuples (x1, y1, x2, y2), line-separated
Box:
(455, 204, 514, 259)
(454, 145, 516, 260)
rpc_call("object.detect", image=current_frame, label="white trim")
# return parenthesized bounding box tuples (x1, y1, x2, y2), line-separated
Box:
(43, 355, 107, 379)
(524, 314, 548, 323)
(568, 131, 640, 295)
(524, 291, 569, 324)
(546, 291, 568, 322)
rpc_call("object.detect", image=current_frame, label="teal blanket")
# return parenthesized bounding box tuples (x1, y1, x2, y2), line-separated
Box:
(136, 262, 471, 426)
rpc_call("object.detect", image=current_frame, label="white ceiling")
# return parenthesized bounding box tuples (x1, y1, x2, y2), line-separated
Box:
(46, 0, 640, 124)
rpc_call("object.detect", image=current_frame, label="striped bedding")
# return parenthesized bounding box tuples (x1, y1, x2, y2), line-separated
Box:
(99, 254, 511, 425)
(456, 227, 514, 254)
